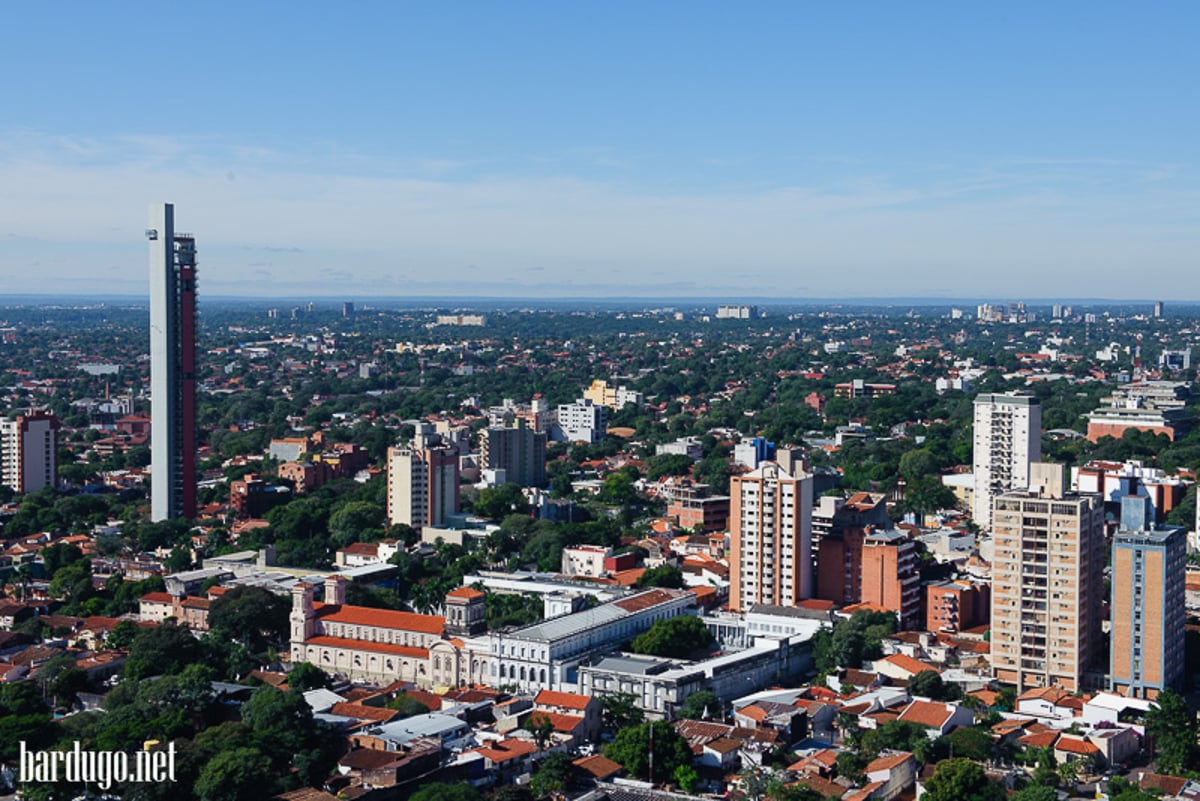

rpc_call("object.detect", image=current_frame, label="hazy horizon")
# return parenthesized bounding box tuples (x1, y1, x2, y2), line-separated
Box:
(2, 4, 1196, 299)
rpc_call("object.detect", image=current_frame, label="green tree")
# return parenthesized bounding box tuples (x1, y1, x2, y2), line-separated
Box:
(1011, 784, 1058, 801)
(474, 483, 532, 520)
(194, 746, 276, 801)
(409, 782, 482, 801)
(327, 500, 386, 547)
(675, 764, 700, 793)
(530, 751, 576, 798)
(630, 615, 714, 659)
(1147, 688, 1200, 775)
(908, 669, 961, 702)
(124, 621, 204, 680)
(635, 563, 685, 589)
(286, 662, 330, 691)
(529, 712, 556, 753)
(208, 585, 290, 652)
(599, 692, 644, 733)
(604, 720, 693, 782)
(677, 689, 721, 720)
(921, 758, 1005, 801)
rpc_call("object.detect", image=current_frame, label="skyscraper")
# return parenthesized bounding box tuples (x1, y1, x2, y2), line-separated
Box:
(0, 410, 61, 495)
(990, 463, 1104, 692)
(147, 203, 198, 521)
(1111, 495, 1185, 699)
(972, 391, 1041, 532)
(729, 461, 813, 612)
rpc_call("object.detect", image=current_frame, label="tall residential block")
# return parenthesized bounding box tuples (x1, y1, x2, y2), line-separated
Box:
(386, 442, 459, 528)
(147, 203, 198, 521)
(0, 410, 61, 495)
(729, 461, 814, 612)
(815, 527, 922, 630)
(1111, 496, 1185, 699)
(480, 419, 546, 487)
(972, 391, 1041, 531)
(553, 398, 607, 443)
(990, 463, 1104, 692)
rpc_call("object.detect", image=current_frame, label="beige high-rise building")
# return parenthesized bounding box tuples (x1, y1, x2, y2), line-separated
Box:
(990, 463, 1103, 692)
(386, 442, 459, 529)
(973, 391, 1042, 531)
(0, 410, 61, 495)
(729, 462, 813, 612)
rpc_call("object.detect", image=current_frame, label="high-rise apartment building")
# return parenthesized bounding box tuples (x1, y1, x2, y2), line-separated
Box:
(553, 398, 607, 443)
(1111, 496, 1185, 699)
(972, 391, 1041, 531)
(386, 439, 460, 528)
(990, 463, 1104, 692)
(0, 411, 61, 495)
(729, 462, 813, 612)
(147, 203, 198, 521)
(480, 419, 546, 487)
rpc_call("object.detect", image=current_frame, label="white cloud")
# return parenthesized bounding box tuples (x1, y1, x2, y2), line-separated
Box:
(0, 133, 1196, 299)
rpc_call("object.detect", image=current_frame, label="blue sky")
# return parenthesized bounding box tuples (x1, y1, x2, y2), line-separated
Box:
(1, 2, 1196, 299)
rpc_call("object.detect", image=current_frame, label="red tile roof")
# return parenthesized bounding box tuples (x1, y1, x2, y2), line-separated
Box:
(303, 636, 429, 659)
(884, 654, 940, 676)
(473, 738, 536, 764)
(530, 711, 585, 734)
(535, 689, 594, 710)
(1055, 737, 1100, 755)
(313, 603, 444, 635)
(613, 588, 680, 612)
(866, 752, 913, 773)
(329, 703, 399, 724)
(897, 700, 953, 729)
(446, 587, 485, 599)
(574, 754, 623, 779)
(140, 592, 174, 604)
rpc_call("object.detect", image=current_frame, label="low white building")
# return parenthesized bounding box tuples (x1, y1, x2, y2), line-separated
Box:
(486, 588, 695, 694)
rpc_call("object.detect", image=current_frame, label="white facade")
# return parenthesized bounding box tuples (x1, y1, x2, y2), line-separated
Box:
(0, 412, 59, 495)
(972, 392, 1041, 532)
(553, 399, 607, 443)
(716, 305, 757, 319)
(560, 545, 611, 578)
(485, 588, 695, 694)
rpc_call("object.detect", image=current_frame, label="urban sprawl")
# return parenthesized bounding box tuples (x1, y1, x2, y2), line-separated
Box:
(1, 219, 1199, 801)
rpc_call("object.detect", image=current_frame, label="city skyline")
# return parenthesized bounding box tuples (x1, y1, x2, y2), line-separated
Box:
(2, 3, 1197, 298)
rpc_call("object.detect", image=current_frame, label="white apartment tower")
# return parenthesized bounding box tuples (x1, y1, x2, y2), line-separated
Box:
(972, 391, 1041, 531)
(729, 461, 814, 612)
(0, 411, 61, 495)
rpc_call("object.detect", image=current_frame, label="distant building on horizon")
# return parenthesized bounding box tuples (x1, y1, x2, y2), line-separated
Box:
(715, 305, 758, 320)
(147, 203, 198, 521)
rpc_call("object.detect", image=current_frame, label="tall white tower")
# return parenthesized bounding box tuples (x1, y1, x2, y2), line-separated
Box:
(972, 391, 1041, 531)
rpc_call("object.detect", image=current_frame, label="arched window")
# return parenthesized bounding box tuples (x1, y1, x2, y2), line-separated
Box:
(540, 669, 547, 684)
(520, 666, 526, 681)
